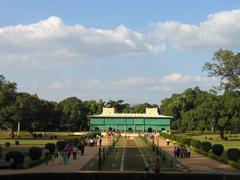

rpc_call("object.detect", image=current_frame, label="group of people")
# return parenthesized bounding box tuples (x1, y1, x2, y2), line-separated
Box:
(84, 136, 102, 147)
(106, 129, 118, 141)
(173, 144, 191, 158)
(44, 136, 103, 165)
(57, 139, 91, 165)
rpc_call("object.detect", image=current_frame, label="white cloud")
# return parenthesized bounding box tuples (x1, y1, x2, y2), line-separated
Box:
(17, 73, 218, 103)
(161, 73, 214, 84)
(152, 9, 240, 50)
(0, 16, 165, 67)
(48, 79, 71, 89)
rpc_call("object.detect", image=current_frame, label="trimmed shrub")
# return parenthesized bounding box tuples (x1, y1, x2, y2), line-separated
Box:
(191, 139, 201, 149)
(56, 141, 66, 151)
(45, 143, 56, 154)
(201, 141, 212, 152)
(37, 133, 43, 138)
(5, 151, 24, 164)
(29, 147, 42, 161)
(212, 144, 224, 156)
(15, 141, 20, 145)
(180, 138, 192, 146)
(33, 133, 37, 139)
(227, 148, 240, 162)
(5, 142, 10, 147)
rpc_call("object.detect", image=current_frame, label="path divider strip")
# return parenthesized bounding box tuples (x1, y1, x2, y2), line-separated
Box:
(120, 140, 126, 171)
(135, 138, 153, 173)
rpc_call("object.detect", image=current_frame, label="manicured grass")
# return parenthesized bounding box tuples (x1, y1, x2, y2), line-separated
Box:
(82, 137, 182, 172)
(179, 133, 240, 164)
(188, 134, 240, 149)
(135, 137, 181, 170)
(0, 134, 86, 168)
(0, 135, 86, 146)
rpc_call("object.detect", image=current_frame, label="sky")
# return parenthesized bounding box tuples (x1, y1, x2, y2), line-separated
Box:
(1, 0, 240, 104)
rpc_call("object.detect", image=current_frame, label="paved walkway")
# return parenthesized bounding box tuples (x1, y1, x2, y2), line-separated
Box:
(158, 138, 240, 174)
(0, 137, 110, 175)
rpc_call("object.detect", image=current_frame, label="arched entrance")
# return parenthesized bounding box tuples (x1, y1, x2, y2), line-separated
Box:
(161, 128, 166, 132)
(94, 127, 100, 131)
(147, 127, 153, 133)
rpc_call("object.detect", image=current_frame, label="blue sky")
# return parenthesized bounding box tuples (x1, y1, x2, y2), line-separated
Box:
(1, 0, 240, 104)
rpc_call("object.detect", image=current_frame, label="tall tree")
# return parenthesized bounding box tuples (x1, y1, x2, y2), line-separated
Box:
(106, 100, 130, 113)
(60, 97, 88, 131)
(203, 49, 240, 91)
(0, 75, 17, 138)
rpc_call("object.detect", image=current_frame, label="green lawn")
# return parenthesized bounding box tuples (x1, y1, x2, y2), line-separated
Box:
(187, 134, 240, 149)
(82, 137, 182, 172)
(0, 134, 86, 168)
(180, 133, 240, 164)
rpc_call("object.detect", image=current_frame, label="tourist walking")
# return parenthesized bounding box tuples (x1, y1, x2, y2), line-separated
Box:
(180, 146, 184, 158)
(66, 144, 72, 159)
(173, 146, 178, 158)
(73, 145, 78, 159)
(80, 140, 85, 155)
(43, 148, 50, 165)
(166, 138, 170, 146)
(155, 158, 160, 173)
(0, 145, 3, 159)
(58, 151, 63, 164)
(187, 145, 191, 158)
(177, 146, 180, 158)
(63, 149, 68, 165)
(144, 160, 151, 172)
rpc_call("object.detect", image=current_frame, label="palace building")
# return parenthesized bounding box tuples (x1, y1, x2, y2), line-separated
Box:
(89, 107, 172, 133)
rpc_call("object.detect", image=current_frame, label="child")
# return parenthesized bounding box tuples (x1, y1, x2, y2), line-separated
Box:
(144, 160, 151, 172)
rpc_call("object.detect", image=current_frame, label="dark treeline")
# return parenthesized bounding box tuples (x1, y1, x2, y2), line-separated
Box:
(0, 75, 158, 135)
(1, 49, 240, 139)
(160, 87, 240, 138)
(161, 49, 240, 138)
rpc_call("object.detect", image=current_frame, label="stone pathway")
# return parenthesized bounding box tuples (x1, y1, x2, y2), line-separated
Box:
(158, 138, 240, 174)
(0, 137, 109, 175)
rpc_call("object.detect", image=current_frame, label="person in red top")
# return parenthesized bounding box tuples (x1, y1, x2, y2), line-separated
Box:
(155, 158, 160, 173)
(0, 145, 3, 159)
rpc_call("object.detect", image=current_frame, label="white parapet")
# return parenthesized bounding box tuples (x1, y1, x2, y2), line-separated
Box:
(102, 107, 115, 115)
(145, 107, 159, 115)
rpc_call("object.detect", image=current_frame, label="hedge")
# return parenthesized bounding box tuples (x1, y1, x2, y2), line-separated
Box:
(5, 151, 24, 164)
(191, 139, 201, 149)
(212, 144, 224, 156)
(56, 141, 66, 151)
(29, 147, 42, 161)
(227, 148, 240, 162)
(28, 158, 45, 168)
(5, 142, 10, 147)
(200, 141, 212, 152)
